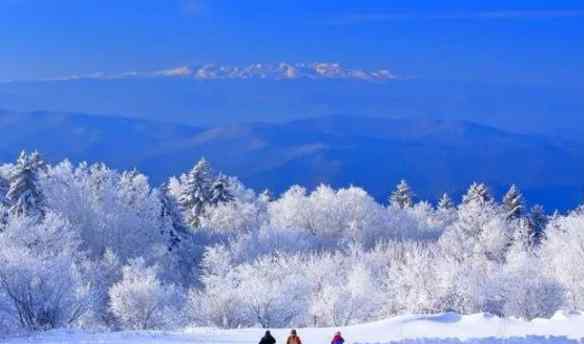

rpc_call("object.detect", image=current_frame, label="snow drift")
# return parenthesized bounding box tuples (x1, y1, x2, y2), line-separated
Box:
(3, 312, 584, 344)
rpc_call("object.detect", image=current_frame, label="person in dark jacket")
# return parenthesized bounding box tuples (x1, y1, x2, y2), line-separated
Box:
(286, 329, 302, 344)
(331, 331, 344, 344)
(259, 330, 276, 344)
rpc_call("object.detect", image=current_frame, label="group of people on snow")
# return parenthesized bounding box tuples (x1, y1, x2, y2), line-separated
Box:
(259, 329, 345, 344)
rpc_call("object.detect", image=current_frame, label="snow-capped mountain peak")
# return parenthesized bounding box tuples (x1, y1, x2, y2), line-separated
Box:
(44, 63, 398, 82)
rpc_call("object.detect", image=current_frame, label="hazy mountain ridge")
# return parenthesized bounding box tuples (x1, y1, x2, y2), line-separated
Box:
(1, 110, 582, 210)
(1, 78, 582, 139)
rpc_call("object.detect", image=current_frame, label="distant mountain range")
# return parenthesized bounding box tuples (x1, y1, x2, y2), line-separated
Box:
(1, 110, 582, 211)
(18, 62, 397, 82)
(1, 78, 582, 139)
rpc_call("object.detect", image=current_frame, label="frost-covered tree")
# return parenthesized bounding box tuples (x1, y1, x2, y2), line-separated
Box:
(439, 189, 511, 263)
(0, 169, 8, 229)
(311, 261, 382, 326)
(109, 258, 183, 330)
(259, 189, 273, 202)
(484, 251, 565, 319)
(194, 247, 251, 328)
(437, 193, 454, 210)
(462, 182, 491, 205)
(5, 151, 46, 219)
(41, 162, 172, 263)
(177, 158, 214, 228)
(384, 243, 441, 314)
(158, 183, 185, 251)
(209, 174, 234, 205)
(542, 209, 584, 311)
(528, 205, 547, 247)
(385, 201, 447, 242)
(434, 194, 458, 230)
(80, 249, 122, 328)
(503, 184, 523, 221)
(201, 198, 265, 236)
(0, 212, 90, 331)
(389, 179, 414, 209)
(1, 151, 582, 329)
(508, 218, 533, 255)
(267, 185, 389, 250)
(236, 256, 310, 328)
(0, 173, 8, 203)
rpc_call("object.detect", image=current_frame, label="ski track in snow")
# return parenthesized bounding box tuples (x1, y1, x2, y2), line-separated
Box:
(2, 312, 584, 344)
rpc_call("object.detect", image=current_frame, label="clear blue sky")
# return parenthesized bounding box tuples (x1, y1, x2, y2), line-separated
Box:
(1, 0, 583, 86)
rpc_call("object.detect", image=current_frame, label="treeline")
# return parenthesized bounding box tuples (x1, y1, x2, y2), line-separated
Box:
(0, 151, 582, 333)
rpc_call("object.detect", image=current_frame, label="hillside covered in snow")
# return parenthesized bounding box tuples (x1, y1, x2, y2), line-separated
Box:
(1, 152, 583, 339)
(4, 312, 584, 343)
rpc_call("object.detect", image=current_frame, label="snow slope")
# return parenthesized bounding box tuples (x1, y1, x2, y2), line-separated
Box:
(3, 312, 584, 344)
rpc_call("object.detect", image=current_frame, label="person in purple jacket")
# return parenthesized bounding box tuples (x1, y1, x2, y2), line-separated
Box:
(331, 331, 345, 344)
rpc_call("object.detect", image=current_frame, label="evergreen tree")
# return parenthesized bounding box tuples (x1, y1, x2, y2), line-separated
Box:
(437, 193, 454, 210)
(158, 183, 184, 251)
(177, 158, 214, 227)
(462, 182, 492, 205)
(503, 184, 523, 221)
(5, 151, 46, 219)
(0, 174, 8, 204)
(510, 217, 534, 254)
(527, 204, 547, 247)
(209, 174, 234, 205)
(260, 189, 273, 202)
(0, 170, 10, 229)
(389, 179, 414, 209)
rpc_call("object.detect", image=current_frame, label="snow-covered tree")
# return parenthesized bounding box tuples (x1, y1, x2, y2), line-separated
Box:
(195, 247, 251, 328)
(267, 184, 390, 250)
(462, 182, 491, 205)
(236, 256, 310, 328)
(503, 184, 523, 221)
(437, 193, 454, 210)
(201, 198, 265, 236)
(508, 218, 533, 255)
(158, 183, 185, 251)
(42, 162, 172, 262)
(5, 151, 46, 219)
(439, 192, 511, 263)
(527, 205, 547, 247)
(485, 251, 565, 319)
(434, 194, 458, 230)
(385, 243, 441, 314)
(209, 174, 234, 205)
(177, 158, 214, 228)
(542, 209, 584, 311)
(1, 152, 582, 329)
(0, 212, 90, 331)
(0, 167, 9, 228)
(0, 173, 8, 203)
(389, 179, 414, 209)
(109, 258, 183, 330)
(259, 189, 273, 202)
(311, 261, 381, 326)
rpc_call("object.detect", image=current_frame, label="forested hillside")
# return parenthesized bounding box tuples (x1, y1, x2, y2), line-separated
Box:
(0, 151, 582, 333)
(2, 111, 582, 210)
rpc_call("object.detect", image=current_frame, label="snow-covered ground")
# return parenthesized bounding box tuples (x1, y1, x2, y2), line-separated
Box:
(3, 312, 584, 344)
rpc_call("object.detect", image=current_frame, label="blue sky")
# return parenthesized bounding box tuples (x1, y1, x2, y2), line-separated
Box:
(1, 0, 583, 86)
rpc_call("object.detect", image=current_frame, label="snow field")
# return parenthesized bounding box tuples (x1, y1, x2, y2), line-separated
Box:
(3, 312, 583, 344)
